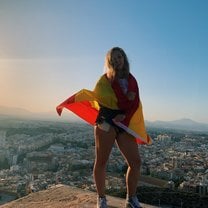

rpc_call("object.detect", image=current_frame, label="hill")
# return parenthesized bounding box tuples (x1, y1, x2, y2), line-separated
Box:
(1, 106, 208, 132)
(146, 118, 208, 132)
(0, 106, 81, 122)
(1, 184, 158, 208)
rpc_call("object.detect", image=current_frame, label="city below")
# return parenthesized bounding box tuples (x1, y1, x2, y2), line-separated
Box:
(0, 115, 208, 207)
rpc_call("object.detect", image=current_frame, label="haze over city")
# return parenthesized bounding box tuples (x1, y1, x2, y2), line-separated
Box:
(0, 0, 208, 123)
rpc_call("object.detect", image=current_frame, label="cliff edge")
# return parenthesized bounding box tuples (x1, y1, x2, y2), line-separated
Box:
(0, 184, 158, 208)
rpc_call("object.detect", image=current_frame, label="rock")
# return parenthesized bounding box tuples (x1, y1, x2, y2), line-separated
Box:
(1, 184, 158, 208)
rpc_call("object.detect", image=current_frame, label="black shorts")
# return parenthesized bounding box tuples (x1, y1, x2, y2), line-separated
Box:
(96, 105, 125, 134)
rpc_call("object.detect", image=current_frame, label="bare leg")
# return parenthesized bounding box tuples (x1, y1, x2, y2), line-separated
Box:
(116, 133, 141, 196)
(93, 125, 116, 197)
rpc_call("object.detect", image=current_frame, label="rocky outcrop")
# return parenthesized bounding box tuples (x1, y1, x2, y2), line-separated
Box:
(1, 184, 158, 208)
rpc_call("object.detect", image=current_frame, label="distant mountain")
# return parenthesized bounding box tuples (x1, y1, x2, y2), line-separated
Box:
(0, 106, 208, 132)
(146, 118, 208, 132)
(0, 106, 79, 122)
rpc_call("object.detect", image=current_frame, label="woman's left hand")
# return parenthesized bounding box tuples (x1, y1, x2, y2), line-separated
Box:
(126, 91, 136, 101)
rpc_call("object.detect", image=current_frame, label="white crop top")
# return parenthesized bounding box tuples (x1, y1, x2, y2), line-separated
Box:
(118, 78, 128, 94)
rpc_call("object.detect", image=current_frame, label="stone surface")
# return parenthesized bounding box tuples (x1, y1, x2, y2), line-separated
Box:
(1, 184, 159, 208)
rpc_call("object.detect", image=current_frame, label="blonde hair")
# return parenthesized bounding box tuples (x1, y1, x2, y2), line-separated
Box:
(105, 47, 130, 81)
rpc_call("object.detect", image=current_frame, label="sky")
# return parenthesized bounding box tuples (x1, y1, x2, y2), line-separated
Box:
(0, 0, 208, 123)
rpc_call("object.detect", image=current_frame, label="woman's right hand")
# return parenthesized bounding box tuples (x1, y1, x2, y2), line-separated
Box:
(113, 114, 126, 122)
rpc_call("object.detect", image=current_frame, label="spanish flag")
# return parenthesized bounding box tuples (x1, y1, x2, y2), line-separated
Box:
(56, 74, 152, 145)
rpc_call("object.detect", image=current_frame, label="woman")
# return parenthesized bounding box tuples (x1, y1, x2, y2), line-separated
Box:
(57, 47, 151, 208)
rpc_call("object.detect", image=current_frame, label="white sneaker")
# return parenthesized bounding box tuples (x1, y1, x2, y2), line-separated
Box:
(97, 196, 108, 208)
(125, 195, 142, 208)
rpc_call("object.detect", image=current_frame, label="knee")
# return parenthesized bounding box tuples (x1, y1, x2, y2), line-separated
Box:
(94, 158, 108, 169)
(128, 158, 141, 171)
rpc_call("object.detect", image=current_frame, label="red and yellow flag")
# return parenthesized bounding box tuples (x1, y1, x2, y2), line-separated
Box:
(56, 74, 152, 145)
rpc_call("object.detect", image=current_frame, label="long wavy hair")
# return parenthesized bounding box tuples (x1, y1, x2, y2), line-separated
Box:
(105, 47, 130, 81)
